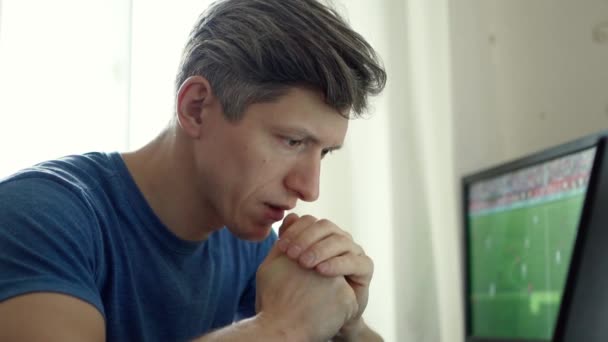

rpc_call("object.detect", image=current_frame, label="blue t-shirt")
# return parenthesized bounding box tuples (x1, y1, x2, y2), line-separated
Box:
(0, 152, 276, 341)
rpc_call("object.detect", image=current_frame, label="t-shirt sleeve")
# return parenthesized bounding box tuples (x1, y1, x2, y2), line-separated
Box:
(0, 177, 104, 316)
(235, 229, 277, 320)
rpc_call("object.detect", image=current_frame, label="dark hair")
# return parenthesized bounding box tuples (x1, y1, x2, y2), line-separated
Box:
(175, 0, 386, 120)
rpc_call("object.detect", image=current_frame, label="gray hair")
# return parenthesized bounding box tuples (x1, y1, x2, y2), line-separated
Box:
(175, 0, 386, 120)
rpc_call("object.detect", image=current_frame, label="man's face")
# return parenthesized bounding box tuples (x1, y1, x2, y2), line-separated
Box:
(193, 87, 348, 241)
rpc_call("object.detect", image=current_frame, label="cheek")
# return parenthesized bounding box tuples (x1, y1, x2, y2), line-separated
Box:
(230, 138, 292, 198)
(241, 158, 288, 196)
(227, 157, 270, 201)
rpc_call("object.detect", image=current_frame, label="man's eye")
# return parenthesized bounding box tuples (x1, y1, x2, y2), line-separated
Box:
(286, 138, 303, 147)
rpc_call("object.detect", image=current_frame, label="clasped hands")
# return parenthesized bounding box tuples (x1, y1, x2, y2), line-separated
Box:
(256, 213, 374, 341)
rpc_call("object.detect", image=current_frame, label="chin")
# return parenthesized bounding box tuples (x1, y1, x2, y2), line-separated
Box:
(230, 222, 273, 242)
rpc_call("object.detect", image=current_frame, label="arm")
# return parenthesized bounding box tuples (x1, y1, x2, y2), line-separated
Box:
(0, 291, 328, 342)
(0, 293, 105, 342)
(0, 294, 296, 342)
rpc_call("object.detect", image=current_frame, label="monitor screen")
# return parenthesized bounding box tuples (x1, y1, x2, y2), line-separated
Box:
(464, 145, 598, 341)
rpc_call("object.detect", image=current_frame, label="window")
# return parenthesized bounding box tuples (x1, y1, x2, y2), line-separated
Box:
(0, 0, 210, 178)
(0, 0, 131, 177)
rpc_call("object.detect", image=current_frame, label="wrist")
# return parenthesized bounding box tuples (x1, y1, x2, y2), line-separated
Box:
(333, 318, 383, 342)
(191, 314, 309, 342)
(254, 312, 308, 342)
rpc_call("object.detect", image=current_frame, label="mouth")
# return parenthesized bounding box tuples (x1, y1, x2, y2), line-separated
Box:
(264, 203, 292, 222)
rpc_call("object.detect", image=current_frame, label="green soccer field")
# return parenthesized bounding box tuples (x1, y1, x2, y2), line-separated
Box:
(468, 192, 586, 339)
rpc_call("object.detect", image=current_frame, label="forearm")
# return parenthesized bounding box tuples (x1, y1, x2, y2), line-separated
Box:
(332, 318, 383, 342)
(192, 314, 305, 342)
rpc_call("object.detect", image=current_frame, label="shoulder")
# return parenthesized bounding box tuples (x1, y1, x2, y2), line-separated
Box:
(0, 153, 118, 259)
(0, 172, 92, 223)
(1, 152, 118, 193)
(1, 153, 105, 218)
(6, 152, 119, 187)
(0, 152, 122, 214)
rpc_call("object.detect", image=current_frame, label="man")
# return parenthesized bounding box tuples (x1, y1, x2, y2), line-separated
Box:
(0, 0, 386, 340)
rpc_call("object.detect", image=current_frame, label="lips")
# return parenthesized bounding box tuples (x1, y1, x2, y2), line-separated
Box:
(264, 203, 288, 222)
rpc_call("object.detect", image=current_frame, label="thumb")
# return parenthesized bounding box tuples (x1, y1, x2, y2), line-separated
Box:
(264, 240, 284, 261)
(278, 212, 299, 237)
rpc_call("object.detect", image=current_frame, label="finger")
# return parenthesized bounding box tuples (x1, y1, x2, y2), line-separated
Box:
(315, 253, 374, 285)
(287, 219, 352, 260)
(265, 215, 303, 262)
(278, 213, 299, 237)
(297, 234, 363, 269)
(277, 215, 317, 252)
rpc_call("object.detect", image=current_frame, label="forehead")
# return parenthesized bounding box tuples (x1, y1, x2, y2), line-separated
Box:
(243, 87, 349, 144)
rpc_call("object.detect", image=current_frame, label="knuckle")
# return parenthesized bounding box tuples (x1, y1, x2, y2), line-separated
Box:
(309, 241, 330, 259)
(316, 218, 332, 226)
(333, 256, 347, 269)
(295, 227, 319, 243)
(319, 219, 341, 232)
(337, 234, 352, 244)
(300, 214, 318, 223)
(281, 216, 315, 239)
(319, 259, 333, 274)
(353, 242, 364, 254)
(293, 236, 313, 250)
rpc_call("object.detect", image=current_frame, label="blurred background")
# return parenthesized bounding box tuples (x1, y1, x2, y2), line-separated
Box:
(1, 0, 607, 341)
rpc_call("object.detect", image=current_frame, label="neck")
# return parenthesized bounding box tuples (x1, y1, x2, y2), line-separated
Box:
(121, 126, 222, 241)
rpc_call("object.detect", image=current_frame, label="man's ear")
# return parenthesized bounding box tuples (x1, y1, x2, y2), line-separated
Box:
(175, 76, 215, 138)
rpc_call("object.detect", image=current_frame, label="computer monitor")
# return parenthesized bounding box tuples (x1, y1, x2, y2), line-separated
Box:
(462, 131, 607, 342)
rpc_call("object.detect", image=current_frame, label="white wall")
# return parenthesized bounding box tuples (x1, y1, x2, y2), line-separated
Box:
(452, 0, 608, 175)
(450, 1, 608, 341)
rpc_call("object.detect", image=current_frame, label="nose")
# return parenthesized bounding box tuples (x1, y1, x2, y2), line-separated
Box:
(285, 153, 321, 202)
